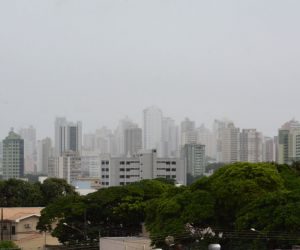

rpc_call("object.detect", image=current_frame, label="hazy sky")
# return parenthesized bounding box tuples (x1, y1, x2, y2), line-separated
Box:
(1, 0, 300, 139)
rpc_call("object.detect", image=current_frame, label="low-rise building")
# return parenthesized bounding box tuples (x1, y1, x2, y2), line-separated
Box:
(100, 149, 186, 187)
(0, 207, 43, 241)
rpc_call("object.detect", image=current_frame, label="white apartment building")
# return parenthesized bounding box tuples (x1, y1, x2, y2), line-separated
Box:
(182, 144, 206, 178)
(124, 127, 142, 156)
(263, 137, 275, 162)
(100, 149, 186, 187)
(220, 122, 240, 163)
(240, 129, 263, 163)
(54, 117, 82, 156)
(143, 106, 163, 151)
(278, 119, 300, 164)
(160, 117, 179, 157)
(197, 124, 214, 159)
(19, 126, 37, 174)
(80, 151, 101, 178)
(37, 137, 53, 175)
(48, 151, 81, 184)
(213, 119, 228, 161)
(181, 118, 197, 146)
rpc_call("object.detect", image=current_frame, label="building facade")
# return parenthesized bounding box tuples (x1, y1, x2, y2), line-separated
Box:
(100, 149, 185, 187)
(220, 122, 240, 163)
(54, 117, 82, 156)
(37, 137, 53, 175)
(143, 106, 163, 151)
(2, 130, 24, 180)
(124, 127, 142, 156)
(182, 144, 206, 179)
(48, 151, 81, 184)
(181, 118, 197, 146)
(19, 126, 37, 174)
(278, 119, 300, 164)
(240, 129, 263, 163)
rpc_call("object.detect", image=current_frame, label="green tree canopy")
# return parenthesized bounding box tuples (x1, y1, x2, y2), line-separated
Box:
(0, 240, 20, 249)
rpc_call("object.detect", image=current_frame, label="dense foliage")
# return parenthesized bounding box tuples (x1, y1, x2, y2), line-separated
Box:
(146, 162, 300, 250)
(0, 240, 20, 249)
(0, 178, 76, 207)
(35, 163, 300, 249)
(37, 179, 173, 244)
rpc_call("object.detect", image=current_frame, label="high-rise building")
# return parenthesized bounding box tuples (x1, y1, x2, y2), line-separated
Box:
(182, 144, 206, 182)
(115, 117, 138, 156)
(197, 124, 214, 159)
(220, 122, 240, 163)
(2, 130, 24, 179)
(160, 117, 179, 157)
(55, 117, 82, 156)
(48, 151, 81, 184)
(80, 152, 101, 178)
(213, 119, 227, 162)
(19, 126, 36, 174)
(181, 118, 197, 146)
(83, 133, 96, 151)
(143, 106, 163, 151)
(278, 119, 300, 164)
(124, 127, 142, 156)
(37, 137, 53, 174)
(240, 129, 263, 163)
(263, 137, 274, 162)
(95, 127, 112, 154)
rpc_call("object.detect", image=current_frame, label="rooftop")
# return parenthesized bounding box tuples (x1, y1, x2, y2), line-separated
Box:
(2, 207, 44, 222)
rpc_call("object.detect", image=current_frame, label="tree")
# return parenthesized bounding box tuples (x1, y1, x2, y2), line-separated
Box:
(37, 179, 173, 244)
(236, 190, 300, 249)
(40, 178, 77, 205)
(37, 194, 86, 244)
(145, 186, 216, 248)
(146, 162, 291, 250)
(0, 179, 43, 207)
(0, 240, 20, 249)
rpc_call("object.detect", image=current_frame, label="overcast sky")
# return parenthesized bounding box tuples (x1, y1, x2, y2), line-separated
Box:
(1, 0, 300, 139)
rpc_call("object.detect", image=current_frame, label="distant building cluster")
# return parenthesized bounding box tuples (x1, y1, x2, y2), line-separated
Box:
(0, 106, 297, 188)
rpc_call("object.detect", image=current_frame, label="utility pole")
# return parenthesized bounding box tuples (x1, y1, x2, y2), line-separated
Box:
(84, 209, 87, 241)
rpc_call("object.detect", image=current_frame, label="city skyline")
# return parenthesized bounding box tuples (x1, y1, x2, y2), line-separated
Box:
(0, 109, 298, 140)
(1, 1, 300, 139)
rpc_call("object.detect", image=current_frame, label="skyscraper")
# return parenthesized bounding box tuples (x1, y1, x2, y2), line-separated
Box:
(2, 130, 24, 179)
(181, 118, 197, 146)
(115, 117, 138, 156)
(213, 119, 227, 162)
(124, 127, 142, 156)
(160, 117, 179, 157)
(37, 137, 53, 174)
(182, 144, 206, 184)
(278, 119, 300, 164)
(263, 137, 274, 162)
(197, 124, 214, 159)
(220, 122, 240, 163)
(19, 126, 36, 173)
(55, 117, 82, 156)
(48, 151, 81, 184)
(143, 106, 163, 151)
(240, 129, 263, 163)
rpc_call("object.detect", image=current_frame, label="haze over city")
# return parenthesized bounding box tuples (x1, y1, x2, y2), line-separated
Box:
(1, 0, 300, 139)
